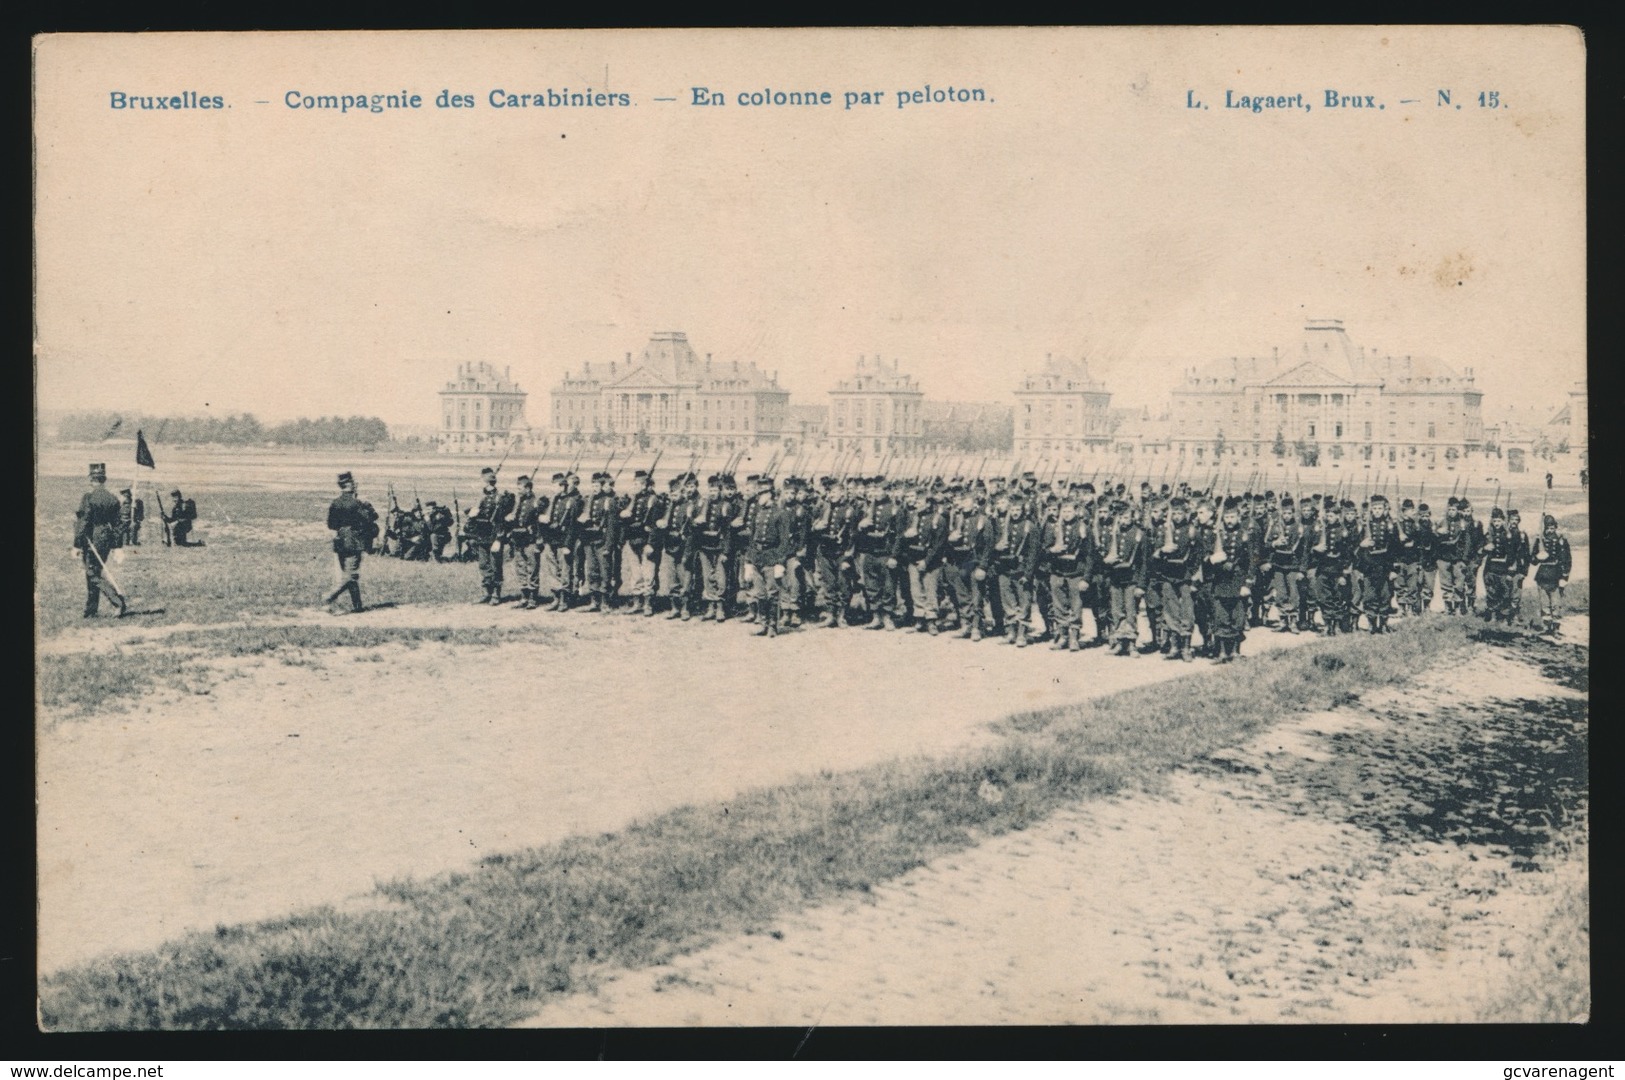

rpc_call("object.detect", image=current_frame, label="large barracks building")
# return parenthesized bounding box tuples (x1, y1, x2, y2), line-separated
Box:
(1168, 319, 1486, 469)
(545, 331, 790, 451)
(439, 320, 1507, 470)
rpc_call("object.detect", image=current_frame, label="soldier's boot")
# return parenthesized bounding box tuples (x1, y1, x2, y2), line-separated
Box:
(473, 588, 491, 605)
(753, 601, 770, 635)
(84, 584, 100, 618)
(1003, 624, 1018, 645)
(885, 613, 902, 631)
(632, 595, 646, 616)
(742, 601, 758, 624)
(1015, 622, 1029, 648)
(927, 617, 941, 637)
(583, 592, 601, 613)
(867, 611, 886, 630)
(1180, 635, 1195, 662)
(970, 619, 983, 642)
(715, 602, 729, 623)
(350, 584, 363, 613)
(816, 610, 836, 628)
(646, 596, 660, 617)
(1378, 615, 1390, 633)
(766, 607, 780, 639)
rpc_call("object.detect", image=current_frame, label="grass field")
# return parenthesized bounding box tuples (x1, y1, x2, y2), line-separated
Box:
(39, 617, 1496, 1029)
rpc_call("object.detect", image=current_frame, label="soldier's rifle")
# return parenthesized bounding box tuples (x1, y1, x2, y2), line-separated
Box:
(451, 487, 462, 555)
(492, 436, 518, 478)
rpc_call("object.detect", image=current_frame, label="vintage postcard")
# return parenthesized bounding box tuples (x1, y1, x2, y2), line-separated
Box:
(33, 27, 1588, 1031)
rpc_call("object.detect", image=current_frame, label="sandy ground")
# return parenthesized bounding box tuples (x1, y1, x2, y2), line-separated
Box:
(518, 645, 1587, 1026)
(37, 602, 1324, 974)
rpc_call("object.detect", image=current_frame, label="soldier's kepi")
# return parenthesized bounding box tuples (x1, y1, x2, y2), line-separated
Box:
(74, 462, 127, 618)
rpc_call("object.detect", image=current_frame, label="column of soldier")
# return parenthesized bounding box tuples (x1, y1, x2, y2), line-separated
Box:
(337, 453, 1575, 653)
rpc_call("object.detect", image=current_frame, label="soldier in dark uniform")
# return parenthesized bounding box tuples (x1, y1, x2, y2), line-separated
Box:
(1461, 497, 1484, 614)
(724, 474, 750, 619)
(900, 483, 950, 635)
(1086, 496, 1113, 645)
(1205, 497, 1254, 662)
(855, 477, 900, 630)
(118, 488, 136, 547)
(692, 474, 733, 621)
(1042, 494, 1093, 652)
(745, 476, 795, 637)
(1530, 513, 1572, 635)
(74, 463, 127, 618)
(1262, 496, 1304, 633)
(945, 485, 996, 640)
(1141, 497, 1167, 652)
(650, 477, 689, 620)
(509, 475, 545, 609)
(1413, 501, 1438, 615)
(1480, 506, 1518, 623)
(323, 471, 377, 615)
(1505, 508, 1530, 624)
(618, 470, 663, 616)
(576, 471, 619, 613)
(542, 472, 581, 609)
(425, 501, 454, 562)
(466, 466, 514, 605)
(994, 489, 1042, 647)
(1438, 500, 1474, 615)
(1101, 497, 1146, 656)
(809, 475, 856, 627)
(1358, 490, 1397, 633)
(163, 488, 202, 546)
(1322, 500, 1360, 634)
(1391, 498, 1424, 617)
(1156, 496, 1197, 660)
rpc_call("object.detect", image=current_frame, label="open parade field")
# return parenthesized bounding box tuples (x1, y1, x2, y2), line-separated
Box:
(33, 449, 1591, 1029)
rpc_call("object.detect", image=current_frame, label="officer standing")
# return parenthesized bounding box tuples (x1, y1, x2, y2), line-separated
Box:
(323, 471, 377, 615)
(467, 467, 514, 605)
(509, 475, 545, 609)
(74, 463, 127, 618)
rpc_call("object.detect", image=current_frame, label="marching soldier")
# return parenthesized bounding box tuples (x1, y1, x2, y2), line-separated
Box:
(542, 472, 581, 610)
(1190, 499, 1218, 655)
(1263, 495, 1306, 633)
(1157, 493, 1209, 662)
(855, 477, 901, 630)
(1506, 508, 1530, 624)
(809, 475, 857, 628)
(899, 483, 950, 635)
(657, 473, 696, 619)
(945, 484, 996, 640)
(1530, 513, 1572, 635)
(1141, 497, 1168, 652)
(1438, 499, 1473, 615)
(1205, 497, 1254, 662)
(466, 467, 514, 605)
(1413, 501, 1438, 615)
(1307, 499, 1352, 634)
(691, 474, 734, 622)
(1480, 506, 1518, 623)
(1358, 492, 1399, 633)
(73, 463, 127, 618)
(1042, 494, 1093, 652)
(1393, 498, 1426, 617)
(744, 476, 795, 637)
(576, 471, 619, 613)
(323, 471, 377, 615)
(994, 489, 1042, 647)
(509, 475, 545, 609)
(1101, 497, 1146, 656)
(618, 469, 664, 616)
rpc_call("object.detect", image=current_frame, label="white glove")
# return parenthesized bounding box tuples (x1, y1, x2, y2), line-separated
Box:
(489, 541, 502, 552)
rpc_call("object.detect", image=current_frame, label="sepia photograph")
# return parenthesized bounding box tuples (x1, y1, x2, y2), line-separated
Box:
(32, 26, 1589, 1032)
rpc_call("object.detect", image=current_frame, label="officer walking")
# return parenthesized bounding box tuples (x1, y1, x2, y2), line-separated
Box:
(74, 463, 127, 618)
(323, 471, 377, 615)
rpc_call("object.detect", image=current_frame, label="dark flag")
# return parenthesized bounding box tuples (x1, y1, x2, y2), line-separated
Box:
(136, 430, 156, 469)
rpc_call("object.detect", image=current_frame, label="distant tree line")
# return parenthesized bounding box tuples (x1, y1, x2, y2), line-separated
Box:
(54, 412, 391, 448)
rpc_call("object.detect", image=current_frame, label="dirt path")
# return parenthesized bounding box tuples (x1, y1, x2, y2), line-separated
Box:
(518, 644, 1587, 1026)
(38, 604, 1321, 974)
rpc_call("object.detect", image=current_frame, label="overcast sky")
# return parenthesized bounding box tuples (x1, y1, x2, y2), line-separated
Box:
(35, 27, 1585, 430)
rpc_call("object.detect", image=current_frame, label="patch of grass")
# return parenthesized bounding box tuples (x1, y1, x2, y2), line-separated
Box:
(1479, 813, 1590, 1022)
(38, 618, 1479, 1030)
(37, 648, 214, 719)
(161, 624, 561, 656)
